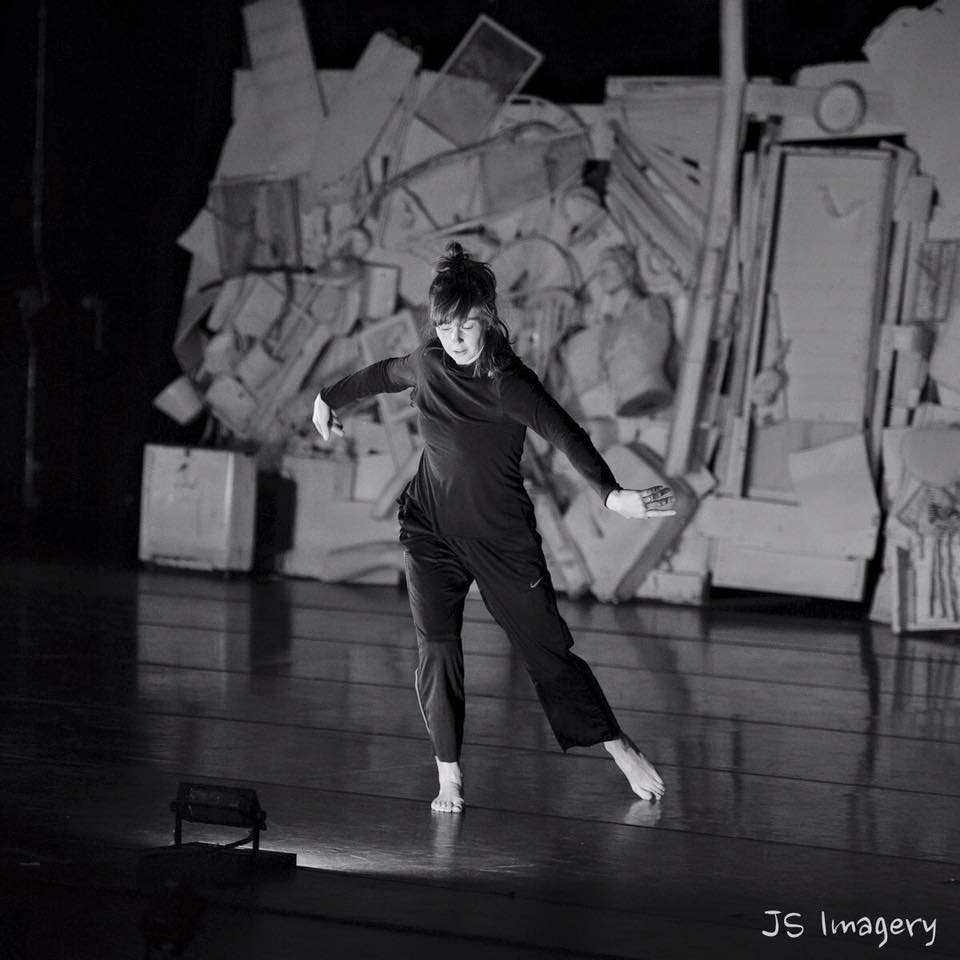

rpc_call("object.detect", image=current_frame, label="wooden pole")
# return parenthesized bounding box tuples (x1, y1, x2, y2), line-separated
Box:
(665, 0, 746, 477)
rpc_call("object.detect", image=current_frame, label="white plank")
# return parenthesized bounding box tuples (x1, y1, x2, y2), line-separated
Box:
(865, 2, 960, 238)
(720, 142, 782, 495)
(697, 496, 878, 558)
(605, 78, 720, 199)
(869, 215, 910, 467)
(242, 0, 324, 178)
(711, 542, 866, 601)
(751, 62, 903, 140)
(663, 0, 746, 477)
(310, 33, 420, 196)
(215, 74, 275, 179)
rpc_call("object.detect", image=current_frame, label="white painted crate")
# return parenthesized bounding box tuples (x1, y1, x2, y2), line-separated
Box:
(139, 445, 257, 571)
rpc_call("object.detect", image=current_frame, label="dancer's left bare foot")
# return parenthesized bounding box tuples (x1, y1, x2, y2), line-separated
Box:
(604, 734, 664, 801)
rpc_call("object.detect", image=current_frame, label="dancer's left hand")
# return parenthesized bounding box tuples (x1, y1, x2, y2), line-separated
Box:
(605, 485, 676, 519)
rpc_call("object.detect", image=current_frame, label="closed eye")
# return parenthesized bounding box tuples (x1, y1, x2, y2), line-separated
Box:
(437, 320, 477, 332)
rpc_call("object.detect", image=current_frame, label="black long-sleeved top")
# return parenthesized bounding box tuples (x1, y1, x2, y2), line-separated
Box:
(321, 343, 620, 539)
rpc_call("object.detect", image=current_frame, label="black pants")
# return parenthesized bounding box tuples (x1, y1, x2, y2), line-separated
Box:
(400, 500, 621, 762)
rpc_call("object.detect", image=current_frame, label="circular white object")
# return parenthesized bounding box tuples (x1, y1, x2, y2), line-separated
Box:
(814, 80, 867, 135)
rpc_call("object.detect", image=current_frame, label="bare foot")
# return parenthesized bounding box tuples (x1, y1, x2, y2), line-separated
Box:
(432, 758, 464, 813)
(604, 734, 664, 801)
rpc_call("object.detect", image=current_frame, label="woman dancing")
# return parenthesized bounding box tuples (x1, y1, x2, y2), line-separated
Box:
(313, 242, 675, 813)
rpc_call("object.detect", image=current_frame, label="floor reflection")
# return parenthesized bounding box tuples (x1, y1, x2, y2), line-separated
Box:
(429, 809, 464, 869)
(3, 559, 959, 932)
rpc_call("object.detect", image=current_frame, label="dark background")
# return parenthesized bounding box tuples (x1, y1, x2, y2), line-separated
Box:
(0, 0, 910, 565)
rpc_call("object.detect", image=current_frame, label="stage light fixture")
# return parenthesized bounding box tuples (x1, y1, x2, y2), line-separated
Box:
(170, 781, 268, 852)
(138, 781, 295, 892)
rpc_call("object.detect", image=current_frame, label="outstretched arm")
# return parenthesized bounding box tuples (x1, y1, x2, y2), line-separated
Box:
(500, 363, 676, 519)
(312, 354, 417, 440)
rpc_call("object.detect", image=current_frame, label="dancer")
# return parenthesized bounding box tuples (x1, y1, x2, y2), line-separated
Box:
(313, 243, 675, 813)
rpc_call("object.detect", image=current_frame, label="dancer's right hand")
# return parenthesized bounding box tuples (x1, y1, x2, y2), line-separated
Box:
(312, 393, 343, 441)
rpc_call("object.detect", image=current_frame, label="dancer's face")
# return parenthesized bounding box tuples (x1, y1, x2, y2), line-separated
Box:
(436, 307, 484, 365)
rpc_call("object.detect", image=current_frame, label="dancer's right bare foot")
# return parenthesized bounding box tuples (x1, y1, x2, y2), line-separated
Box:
(432, 758, 464, 813)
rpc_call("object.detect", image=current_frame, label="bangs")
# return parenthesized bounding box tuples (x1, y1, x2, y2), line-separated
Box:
(430, 294, 492, 327)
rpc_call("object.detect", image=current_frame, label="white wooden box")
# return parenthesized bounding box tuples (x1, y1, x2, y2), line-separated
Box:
(139, 444, 257, 571)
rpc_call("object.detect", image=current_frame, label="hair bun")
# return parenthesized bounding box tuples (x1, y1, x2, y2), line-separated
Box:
(439, 241, 470, 273)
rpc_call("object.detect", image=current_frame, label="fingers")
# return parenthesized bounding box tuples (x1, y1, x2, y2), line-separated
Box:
(641, 484, 675, 510)
(312, 413, 330, 441)
(608, 490, 676, 521)
(317, 416, 344, 440)
(619, 485, 676, 520)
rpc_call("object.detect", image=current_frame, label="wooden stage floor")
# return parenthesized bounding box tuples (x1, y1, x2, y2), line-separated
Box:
(1, 558, 958, 959)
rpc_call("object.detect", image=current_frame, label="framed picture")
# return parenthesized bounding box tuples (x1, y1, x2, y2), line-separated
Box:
(209, 177, 301, 276)
(415, 15, 543, 147)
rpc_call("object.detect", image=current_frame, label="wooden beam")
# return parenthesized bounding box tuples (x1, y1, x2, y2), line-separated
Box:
(665, 0, 746, 477)
(719, 143, 782, 495)
(696, 496, 879, 558)
(711, 542, 867, 601)
(744, 82, 899, 126)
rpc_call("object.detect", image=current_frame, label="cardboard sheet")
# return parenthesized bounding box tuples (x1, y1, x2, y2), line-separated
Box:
(153, 376, 205, 426)
(173, 286, 220, 374)
(177, 209, 221, 274)
(788, 433, 879, 532)
(562, 445, 684, 602)
(242, 0, 325, 178)
(480, 130, 591, 217)
(927, 244, 960, 393)
(865, 2, 960, 238)
(310, 33, 420, 197)
(215, 72, 275, 179)
(228, 274, 288, 339)
(208, 178, 301, 276)
(181, 250, 221, 301)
